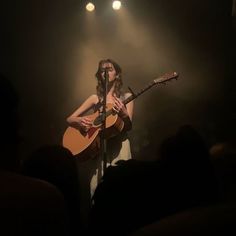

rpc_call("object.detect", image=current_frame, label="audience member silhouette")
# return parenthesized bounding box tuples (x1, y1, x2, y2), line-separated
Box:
(0, 73, 20, 171)
(131, 132, 236, 235)
(22, 145, 82, 236)
(158, 125, 219, 205)
(0, 73, 69, 236)
(210, 140, 236, 202)
(88, 125, 219, 235)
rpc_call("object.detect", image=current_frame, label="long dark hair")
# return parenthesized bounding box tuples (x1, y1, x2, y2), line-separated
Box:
(95, 59, 123, 99)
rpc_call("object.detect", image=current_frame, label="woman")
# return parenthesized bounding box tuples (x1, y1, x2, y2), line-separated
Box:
(67, 58, 134, 196)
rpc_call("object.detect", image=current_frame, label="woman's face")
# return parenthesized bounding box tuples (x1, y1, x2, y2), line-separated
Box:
(101, 62, 117, 82)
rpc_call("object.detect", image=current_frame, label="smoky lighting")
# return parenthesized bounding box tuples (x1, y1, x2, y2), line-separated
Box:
(112, 1, 122, 10)
(86, 2, 95, 12)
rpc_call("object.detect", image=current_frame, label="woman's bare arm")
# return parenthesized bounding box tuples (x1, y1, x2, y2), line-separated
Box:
(66, 94, 98, 130)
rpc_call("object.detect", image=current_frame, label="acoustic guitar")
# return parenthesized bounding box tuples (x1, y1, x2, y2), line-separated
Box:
(62, 72, 179, 161)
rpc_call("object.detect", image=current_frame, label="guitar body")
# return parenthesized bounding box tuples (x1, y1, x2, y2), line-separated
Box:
(62, 103, 124, 161)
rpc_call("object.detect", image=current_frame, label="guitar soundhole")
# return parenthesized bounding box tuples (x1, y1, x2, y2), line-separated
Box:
(94, 109, 114, 126)
(93, 115, 102, 126)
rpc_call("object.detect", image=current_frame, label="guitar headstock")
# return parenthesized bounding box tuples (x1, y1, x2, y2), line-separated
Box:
(123, 71, 179, 105)
(154, 72, 179, 84)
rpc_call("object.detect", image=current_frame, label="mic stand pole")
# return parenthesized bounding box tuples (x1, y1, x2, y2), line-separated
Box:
(100, 68, 108, 176)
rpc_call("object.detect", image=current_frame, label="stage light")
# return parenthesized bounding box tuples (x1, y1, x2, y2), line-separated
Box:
(112, 1, 122, 10)
(86, 2, 95, 12)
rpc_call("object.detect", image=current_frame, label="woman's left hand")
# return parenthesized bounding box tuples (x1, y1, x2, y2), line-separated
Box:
(112, 96, 128, 118)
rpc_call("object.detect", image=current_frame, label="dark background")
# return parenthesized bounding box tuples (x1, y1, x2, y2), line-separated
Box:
(1, 0, 235, 160)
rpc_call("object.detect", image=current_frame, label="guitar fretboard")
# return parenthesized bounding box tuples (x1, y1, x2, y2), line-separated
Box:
(123, 80, 156, 105)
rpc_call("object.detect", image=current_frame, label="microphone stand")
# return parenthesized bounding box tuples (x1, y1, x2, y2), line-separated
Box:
(100, 68, 109, 175)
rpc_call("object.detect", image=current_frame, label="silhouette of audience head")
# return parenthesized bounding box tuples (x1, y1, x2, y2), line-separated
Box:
(159, 124, 211, 168)
(23, 145, 78, 194)
(0, 73, 20, 170)
(0, 74, 70, 235)
(22, 145, 82, 236)
(158, 124, 219, 204)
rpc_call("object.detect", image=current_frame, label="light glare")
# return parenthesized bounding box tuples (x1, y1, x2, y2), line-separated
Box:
(112, 1, 122, 10)
(86, 2, 95, 12)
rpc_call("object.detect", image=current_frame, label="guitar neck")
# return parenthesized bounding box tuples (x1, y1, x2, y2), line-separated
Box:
(123, 81, 156, 105)
(94, 72, 178, 108)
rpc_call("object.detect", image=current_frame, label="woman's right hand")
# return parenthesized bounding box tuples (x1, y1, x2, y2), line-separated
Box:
(77, 117, 92, 133)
